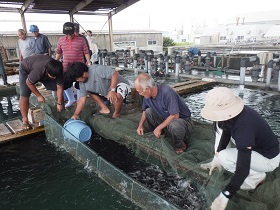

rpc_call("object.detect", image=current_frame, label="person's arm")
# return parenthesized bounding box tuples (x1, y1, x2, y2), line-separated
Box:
(44, 36, 52, 56)
(137, 111, 146, 135)
(71, 96, 87, 120)
(154, 113, 179, 138)
(85, 53, 91, 65)
(56, 84, 65, 112)
(19, 52, 23, 62)
(55, 41, 62, 60)
(48, 48, 52, 57)
(217, 129, 231, 152)
(223, 148, 251, 196)
(56, 53, 62, 61)
(26, 79, 45, 103)
(106, 71, 119, 104)
(211, 148, 251, 210)
(81, 38, 91, 65)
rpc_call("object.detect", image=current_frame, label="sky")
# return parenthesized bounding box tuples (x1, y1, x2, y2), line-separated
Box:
(0, 0, 280, 34)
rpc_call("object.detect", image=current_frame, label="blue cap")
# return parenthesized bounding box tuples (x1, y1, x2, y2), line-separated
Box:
(29, 25, 39, 32)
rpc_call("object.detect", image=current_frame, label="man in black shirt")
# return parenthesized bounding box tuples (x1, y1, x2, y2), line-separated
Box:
(19, 54, 64, 129)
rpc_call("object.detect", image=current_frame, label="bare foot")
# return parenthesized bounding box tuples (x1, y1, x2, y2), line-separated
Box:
(112, 113, 120, 119)
(21, 122, 32, 130)
(99, 108, 110, 114)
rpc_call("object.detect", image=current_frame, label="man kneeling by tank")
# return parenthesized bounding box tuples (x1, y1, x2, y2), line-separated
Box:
(66, 62, 131, 119)
(134, 73, 194, 154)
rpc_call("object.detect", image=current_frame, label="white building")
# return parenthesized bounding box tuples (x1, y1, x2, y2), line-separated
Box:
(191, 10, 280, 45)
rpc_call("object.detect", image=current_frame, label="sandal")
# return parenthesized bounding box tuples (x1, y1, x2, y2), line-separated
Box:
(176, 143, 187, 154)
(21, 123, 32, 130)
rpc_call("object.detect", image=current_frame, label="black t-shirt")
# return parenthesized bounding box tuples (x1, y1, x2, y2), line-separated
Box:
(21, 54, 64, 85)
(231, 105, 279, 159)
(219, 105, 279, 196)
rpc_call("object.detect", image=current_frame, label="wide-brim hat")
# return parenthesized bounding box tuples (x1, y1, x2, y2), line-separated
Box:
(63, 22, 75, 35)
(201, 87, 244, 121)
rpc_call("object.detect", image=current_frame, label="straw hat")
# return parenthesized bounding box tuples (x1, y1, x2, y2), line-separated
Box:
(201, 87, 244, 121)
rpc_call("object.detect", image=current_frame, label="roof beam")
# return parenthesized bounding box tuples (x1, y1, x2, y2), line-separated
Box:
(69, 0, 94, 16)
(19, 0, 34, 13)
(111, 0, 139, 16)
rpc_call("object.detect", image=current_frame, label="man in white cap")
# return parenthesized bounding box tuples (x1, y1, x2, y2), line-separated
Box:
(200, 87, 280, 210)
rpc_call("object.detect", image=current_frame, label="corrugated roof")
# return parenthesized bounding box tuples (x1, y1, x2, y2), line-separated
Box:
(0, 0, 139, 16)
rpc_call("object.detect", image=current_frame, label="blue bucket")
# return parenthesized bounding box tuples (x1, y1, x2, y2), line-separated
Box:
(63, 119, 92, 142)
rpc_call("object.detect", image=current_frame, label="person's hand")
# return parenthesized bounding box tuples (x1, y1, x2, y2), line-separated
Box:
(153, 126, 163, 138)
(86, 61, 91, 66)
(56, 104, 64, 112)
(200, 155, 222, 175)
(137, 125, 144, 135)
(37, 95, 45, 103)
(210, 193, 229, 210)
(107, 91, 118, 104)
(71, 114, 79, 120)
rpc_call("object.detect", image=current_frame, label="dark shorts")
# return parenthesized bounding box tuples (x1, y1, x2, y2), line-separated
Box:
(19, 65, 57, 97)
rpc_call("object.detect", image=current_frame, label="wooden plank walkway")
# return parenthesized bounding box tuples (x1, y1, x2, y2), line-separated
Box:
(0, 119, 44, 143)
(170, 79, 216, 95)
(0, 86, 49, 144)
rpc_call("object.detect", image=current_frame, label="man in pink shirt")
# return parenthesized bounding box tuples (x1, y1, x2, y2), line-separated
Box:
(56, 22, 91, 108)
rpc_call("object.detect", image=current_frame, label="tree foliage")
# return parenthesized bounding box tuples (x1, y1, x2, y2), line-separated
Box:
(163, 37, 176, 47)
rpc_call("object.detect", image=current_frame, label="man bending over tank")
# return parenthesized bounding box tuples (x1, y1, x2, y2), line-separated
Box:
(66, 62, 131, 119)
(19, 54, 64, 129)
(134, 73, 194, 154)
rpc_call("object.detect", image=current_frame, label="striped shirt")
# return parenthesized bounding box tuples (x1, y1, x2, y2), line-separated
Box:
(56, 35, 89, 72)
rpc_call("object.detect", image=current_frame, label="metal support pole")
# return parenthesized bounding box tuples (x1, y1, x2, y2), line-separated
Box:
(165, 55, 170, 77)
(144, 55, 148, 72)
(147, 55, 152, 75)
(102, 53, 106, 65)
(266, 67, 272, 89)
(108, 12, 114, 51)
(197, 50, 201, 66)
(133, 54, 138, 69)
(265, 59, 278, 89)
(213, 52, 217, 68)
(175, 56, 181, 79)
(240, 58, 248, 85)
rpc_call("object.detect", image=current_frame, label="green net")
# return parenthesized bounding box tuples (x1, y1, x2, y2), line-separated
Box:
(28, 85, 280, 210)
(43, 113, 179, 210)
(89, 112, 280, 210)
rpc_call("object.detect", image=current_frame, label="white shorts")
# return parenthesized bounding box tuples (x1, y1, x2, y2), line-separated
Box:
(116, 83, 131, 99)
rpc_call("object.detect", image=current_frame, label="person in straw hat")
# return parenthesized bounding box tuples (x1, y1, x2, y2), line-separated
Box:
(200, 87, 280, 210)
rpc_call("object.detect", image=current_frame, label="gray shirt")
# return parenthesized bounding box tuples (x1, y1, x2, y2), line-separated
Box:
(79, 65, 130, 98)
(18, 37, 34, 59)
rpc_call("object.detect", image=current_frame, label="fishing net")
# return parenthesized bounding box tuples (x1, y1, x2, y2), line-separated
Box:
(42, 111, 179, 210)
(29, 83, 280, 210)
(84, 97, 280, 210)
(88, 111, 280, 209)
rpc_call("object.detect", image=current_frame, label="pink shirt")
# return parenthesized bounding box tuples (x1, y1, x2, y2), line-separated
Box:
(56, 35, 89, 72)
